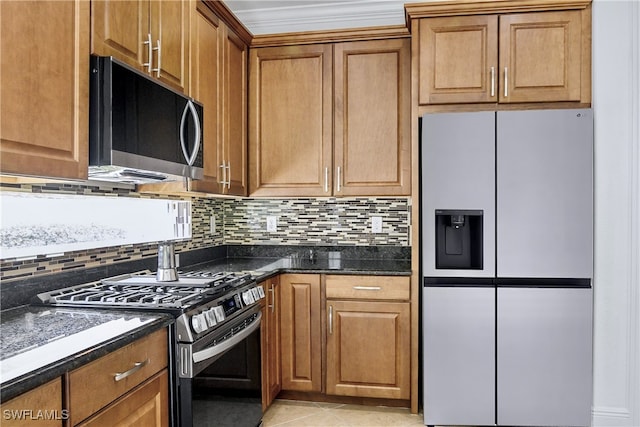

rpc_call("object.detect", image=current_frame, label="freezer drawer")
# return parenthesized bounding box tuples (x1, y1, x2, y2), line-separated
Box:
(497, 287, 593, 427)
(423, 286, 495, 426)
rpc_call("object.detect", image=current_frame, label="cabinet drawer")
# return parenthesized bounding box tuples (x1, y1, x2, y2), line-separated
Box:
(325, 275, 410, 300)
(68, 328, 168, 425)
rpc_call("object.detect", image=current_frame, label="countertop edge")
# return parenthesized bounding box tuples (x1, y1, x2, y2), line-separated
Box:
(0, 313, 173, 402)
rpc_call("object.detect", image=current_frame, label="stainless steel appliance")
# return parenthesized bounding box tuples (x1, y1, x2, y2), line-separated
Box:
(35, 268, 264, 427)
(421, 109, 593, 427)
(89, 55, 204, 184)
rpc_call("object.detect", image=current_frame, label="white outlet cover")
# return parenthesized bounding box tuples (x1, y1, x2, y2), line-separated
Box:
(266, 216, 278, 232)
(209, 216, 216, 234)
(372, 216, 383, 233)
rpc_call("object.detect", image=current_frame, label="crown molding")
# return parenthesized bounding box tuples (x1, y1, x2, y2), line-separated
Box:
(228, 0, 411, 35)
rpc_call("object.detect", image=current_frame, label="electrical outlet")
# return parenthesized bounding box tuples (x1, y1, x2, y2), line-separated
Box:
(266, 216, 278, 232)
(371, 216, 383, 233)
(209, 216, 216, 234)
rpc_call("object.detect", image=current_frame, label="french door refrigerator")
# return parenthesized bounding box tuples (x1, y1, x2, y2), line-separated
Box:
(421, 109, 593, 427)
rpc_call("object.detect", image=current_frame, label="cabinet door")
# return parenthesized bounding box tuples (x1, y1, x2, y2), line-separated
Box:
(77, 370, 169, 427)
(334, 39, 411, 196)
(150, 0, 189, 93)
(189, 2, 222, 193)
(0, 378, 63, 427)
(91, 0, 150, 72)
(1, 0, 89, 180)
(326, 300, 409, 399)
(222, 26, 248, 196)
(249, 45, 333, 197)
(279, 274, 322, 392)
(499, 11, 582, 103)
(418, 15, 498, 104)
(261, 277, 281, 410)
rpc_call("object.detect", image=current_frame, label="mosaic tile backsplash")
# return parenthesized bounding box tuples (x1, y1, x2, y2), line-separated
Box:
(0, 182, 410, 281)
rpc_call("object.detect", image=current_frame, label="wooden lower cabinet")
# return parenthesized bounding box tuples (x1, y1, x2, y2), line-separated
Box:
(68, 328, 169, 426)
(325, 300, 410, 399)
(76, 370, 169, 427)
(261, 276, 282, 410)
(0, 378, 64, 427)
(279, 274, 322, 392)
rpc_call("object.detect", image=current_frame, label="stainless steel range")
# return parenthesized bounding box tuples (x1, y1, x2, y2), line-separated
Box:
(35, 268, 265, 427)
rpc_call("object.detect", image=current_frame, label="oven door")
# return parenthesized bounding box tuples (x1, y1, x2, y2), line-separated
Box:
(178, 307, 263, 427)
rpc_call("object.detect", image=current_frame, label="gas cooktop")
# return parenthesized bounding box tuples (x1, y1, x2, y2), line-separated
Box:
(35, 270, 254, 311)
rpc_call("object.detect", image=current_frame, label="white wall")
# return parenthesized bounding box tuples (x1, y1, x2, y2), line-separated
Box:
(592, 1, 640, 426)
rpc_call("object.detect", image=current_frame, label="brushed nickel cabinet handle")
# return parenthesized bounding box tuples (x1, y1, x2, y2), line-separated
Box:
(353, 286, 382, 291)
(504, 67, 508, 98)
(490, 66, 495, 97)
(324, 167, 329, 193)
(328, 305, 333, 335)
(143, 33, 152, 72)
(114, 359, 149, 382)
(336, 166, 342, 192)
(220, 162, 226, 186)
(268, 284, 275, 313)
(152, 39, 161, 78)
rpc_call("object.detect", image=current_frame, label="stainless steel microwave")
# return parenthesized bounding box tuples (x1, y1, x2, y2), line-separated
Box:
(88, 55, 204, 184)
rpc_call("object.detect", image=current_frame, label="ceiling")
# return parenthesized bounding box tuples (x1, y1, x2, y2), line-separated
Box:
(223, 0, 425, 35)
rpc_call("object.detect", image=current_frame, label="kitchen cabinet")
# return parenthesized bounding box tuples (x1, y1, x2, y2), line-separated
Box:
(0, 0, 89, 180)
(325, 275, 410, 399)
(68, 328, 169, 426)
(139, 0, 247, 196)
(0, 378, 64, 427)
(279, 274, 322, 392)
(91, 0, 189, 93)
(249, 38, 411, 197)
(260, 276, 282, 410)
(412, 3, 591, 105)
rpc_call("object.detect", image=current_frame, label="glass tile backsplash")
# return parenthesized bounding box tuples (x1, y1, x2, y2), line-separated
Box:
(0, 182, 409, 281)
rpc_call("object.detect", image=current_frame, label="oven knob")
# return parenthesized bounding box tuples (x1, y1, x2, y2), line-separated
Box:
(204, 308, 217, 327)
(242, 290, 254, 305)
(213, 306, 225, 322)
(191, 313, 207, 334)
(256, 285, 265, 299)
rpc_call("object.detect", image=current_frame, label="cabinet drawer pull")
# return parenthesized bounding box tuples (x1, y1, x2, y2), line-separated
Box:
(114, 359, 149, 382)
(336, 166, 342, 192)
(353, 286, 382, 291)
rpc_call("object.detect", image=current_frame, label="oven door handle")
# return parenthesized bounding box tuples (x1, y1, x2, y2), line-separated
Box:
(192, 312, 262, 364)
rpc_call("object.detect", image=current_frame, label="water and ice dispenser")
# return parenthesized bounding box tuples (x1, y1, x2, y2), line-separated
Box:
(435, 209, 483, 270)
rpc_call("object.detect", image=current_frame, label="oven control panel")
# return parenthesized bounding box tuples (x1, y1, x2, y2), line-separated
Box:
(178, 283, 265, 341)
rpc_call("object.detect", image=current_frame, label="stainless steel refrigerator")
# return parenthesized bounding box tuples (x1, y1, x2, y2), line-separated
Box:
(421, 109, 593, 427)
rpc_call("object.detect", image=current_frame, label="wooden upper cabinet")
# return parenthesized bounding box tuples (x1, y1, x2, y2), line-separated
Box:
(418, 15, 498, 104)
(249, 39, 411, 197)
(410, 1, 591, 106)
(249, 45, 333, 197)
(0, 0, 89, 180)
(222, 26, 248, 196)
(92, 0, 188, 93)
(189, 1, 222, 192)
(499, 11, 582, 103)
(334, 39, 411, 196)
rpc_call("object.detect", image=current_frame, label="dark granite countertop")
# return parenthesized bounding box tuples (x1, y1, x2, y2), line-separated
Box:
(0, 245, 410, 402)
(0, 305, 172, 402)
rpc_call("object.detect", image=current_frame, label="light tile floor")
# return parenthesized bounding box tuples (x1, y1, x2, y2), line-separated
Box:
(262, 399, 425, 427)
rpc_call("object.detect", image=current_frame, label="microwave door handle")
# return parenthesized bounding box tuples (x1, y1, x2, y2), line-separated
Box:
(192, 312, 262, 364)
(180, 100, 201, 167)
